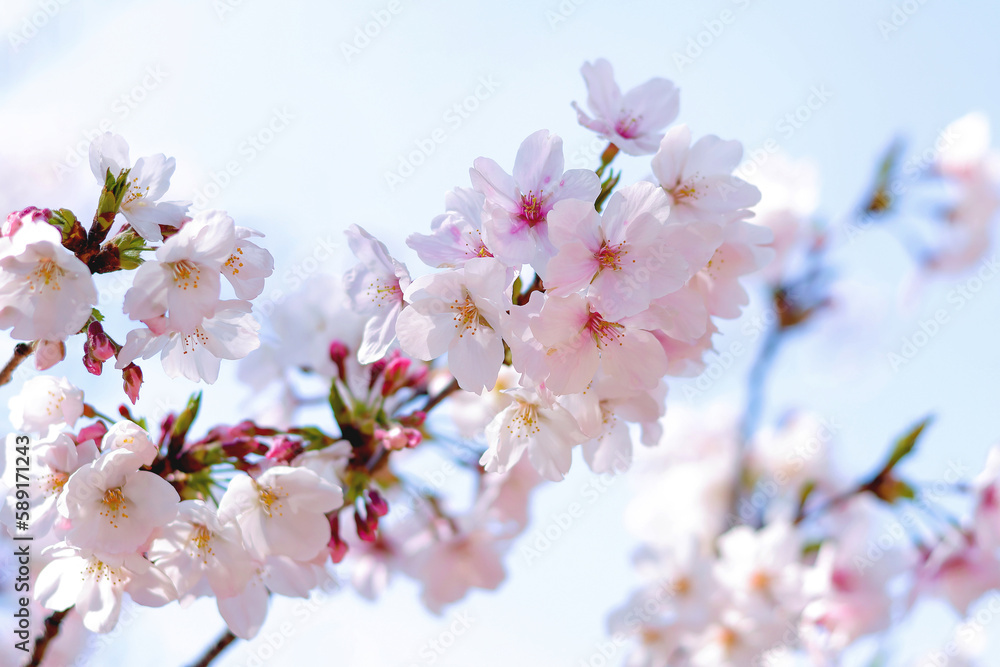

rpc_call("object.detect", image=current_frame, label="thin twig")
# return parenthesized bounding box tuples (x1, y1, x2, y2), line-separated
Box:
(188, 629, 238, 667)
(423, 377, 460, 414)
(0, 341, 36, 387)
(28, 609, 69, 667)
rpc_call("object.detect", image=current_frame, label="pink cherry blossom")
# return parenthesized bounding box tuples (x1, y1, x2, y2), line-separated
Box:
(651, 124, 762, 224)
(530, 292, 669, 396)
(480, 386, 586, 481)
(407, 187, 493, 267)
(221, 226, 274, 300)
(572, 58, 680, 156)
(148, 499, 256, 603)
(470, 129, 600, 272)
(546, 182, 713, 320)
(344, 224, 412, 364)
(395, 257, 510, 393)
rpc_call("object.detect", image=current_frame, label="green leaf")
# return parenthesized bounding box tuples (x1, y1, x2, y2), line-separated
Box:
(884, 416, 932, 471)
(168, 392, 202, 458)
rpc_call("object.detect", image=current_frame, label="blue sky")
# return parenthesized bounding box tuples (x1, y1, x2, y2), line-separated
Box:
(2, 0, 1000, 665)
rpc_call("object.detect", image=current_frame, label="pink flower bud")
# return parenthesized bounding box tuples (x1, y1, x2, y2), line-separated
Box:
(354, 507, 377, 542)
(381, 355, 412, 396)
(3, 206, 52, 237)
(367, 489, 389, 517)
(33, 339, 65, 371)
(122, 363, 143, 404)
(86, 322, 116, 361)
(329, 340, 349, 379)
(75, 421, 108, 446)
(328, 514, 349, 563)
(374, 426, 422, 451)
(265, 436, 303, 463)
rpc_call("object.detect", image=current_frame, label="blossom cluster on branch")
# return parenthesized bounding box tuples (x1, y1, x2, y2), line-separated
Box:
(2, 59, 1000, 667)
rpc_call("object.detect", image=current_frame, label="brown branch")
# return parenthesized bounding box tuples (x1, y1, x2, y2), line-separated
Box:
(188, 629, 238, 667)
(28, 609, 69, 667)
(0, 341, 36, 387)
(422, 377, 460, 414)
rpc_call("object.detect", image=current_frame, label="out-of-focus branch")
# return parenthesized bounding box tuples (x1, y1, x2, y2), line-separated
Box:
(188, 629, 238, 667)
(0, 341, 36, 387)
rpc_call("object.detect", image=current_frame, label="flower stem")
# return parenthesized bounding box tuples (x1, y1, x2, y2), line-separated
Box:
(28, 609, 69, 667)
(0, 341, 36, 387)
(188, 629, 238, 667)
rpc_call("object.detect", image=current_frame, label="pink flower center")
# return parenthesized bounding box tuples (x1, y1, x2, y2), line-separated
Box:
(615, 116, 640, 139)
(586, 310, 625, 347)
(519, 192, 546, 228)
(595, 242, 624, 271)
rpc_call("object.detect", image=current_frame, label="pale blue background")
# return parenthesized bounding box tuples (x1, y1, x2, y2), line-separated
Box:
(1, 0, 999, 665)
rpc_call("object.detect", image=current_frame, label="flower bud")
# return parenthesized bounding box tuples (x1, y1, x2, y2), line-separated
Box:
(34, 339, 65, 371)
(367, 489, 389, 517)
(354, 507, 377, 542)
(328, 514, 349, 563)
(122, 363, 143, 404)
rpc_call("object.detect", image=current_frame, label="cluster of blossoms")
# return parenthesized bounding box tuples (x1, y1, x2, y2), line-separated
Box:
(348, 57, 773, 481)
(612, 407, 1000, 666)
(607, 111, 1000, 666)
(4, 59, 1000, 667)
(0, 132, 273, 396)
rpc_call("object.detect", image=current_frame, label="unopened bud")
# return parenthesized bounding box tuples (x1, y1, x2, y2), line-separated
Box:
(34, 339, 65, 371)
(367, 489, 389, 517)
(122, 363, 143, 404)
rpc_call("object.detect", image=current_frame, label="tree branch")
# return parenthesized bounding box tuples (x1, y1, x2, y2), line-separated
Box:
(28, 609, 69, 667)
(188, 629, 238, 667)
(0, 341, 35, 387)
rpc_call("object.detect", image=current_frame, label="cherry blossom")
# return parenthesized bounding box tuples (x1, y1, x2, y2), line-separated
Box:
(572, 58, 680, 156)
(407, 187, 493, 267)
(35, 544, 176, 633)
(651, 124, 762, 224)
(0, 220, 97, 341)
(88, 132, 189, 242)
(8, 375, 84, 433)
(344, 224, 411, 364)
(122, 209, 237, 333)
(58, 448, 180, 554)
(148, 499, 256, 603)
(221, 226, 274, 300)
(395, 257, 510, 393)
(470, 129, 600, 271)
(217, 465, 344, 561)
(480, 386, 586, 481)
(116, 300, 260, 383)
